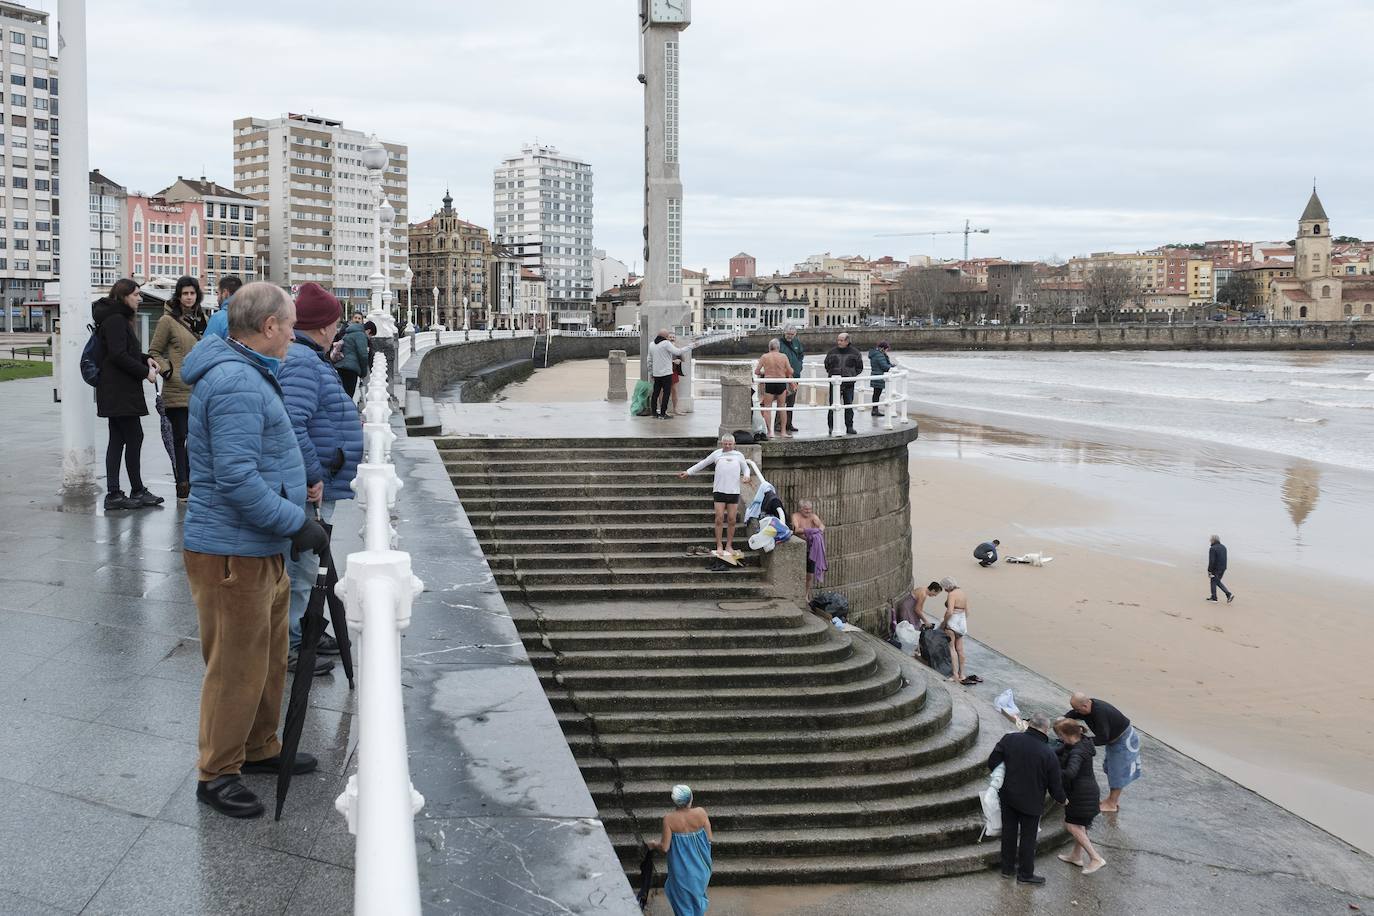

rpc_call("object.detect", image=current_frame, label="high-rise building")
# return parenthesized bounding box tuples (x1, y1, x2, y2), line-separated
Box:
(158, 176, 257, 296)
(232, 113, 408, 309)
(0, 1, 56, 324)
(493, 143, 593, 313)
(408, 191, 489, 330)
(89, 170, 127, 291)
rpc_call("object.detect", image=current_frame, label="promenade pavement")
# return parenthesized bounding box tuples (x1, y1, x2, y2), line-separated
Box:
(0, 377, 356, 915)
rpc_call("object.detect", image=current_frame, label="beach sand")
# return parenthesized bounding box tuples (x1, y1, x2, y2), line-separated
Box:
(485, 357, 1374, 854)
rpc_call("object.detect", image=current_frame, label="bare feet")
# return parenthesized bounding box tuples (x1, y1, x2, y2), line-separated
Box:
(1082, 857, 1107, 875)
(1098, 803, 1119, 813)
(1058, 852, 1086, 867)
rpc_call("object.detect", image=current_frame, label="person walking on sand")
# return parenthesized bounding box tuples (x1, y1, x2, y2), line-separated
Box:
(791, 501, 826, 600)
(974, 538, 1000, 567)
(1054, 719, 1108, 874)
(938, 576, 974, 685)
(646, 784, 713, 916)
(1064, 693, 1141, 812)
(1207, 534, 1234, 603)
(988, 713, 1067, 886)
(679, 435, 750, 560)
(755, 338, 796, 438)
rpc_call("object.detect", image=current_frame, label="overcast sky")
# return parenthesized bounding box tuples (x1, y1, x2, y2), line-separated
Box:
(63, 0, 1374, 277)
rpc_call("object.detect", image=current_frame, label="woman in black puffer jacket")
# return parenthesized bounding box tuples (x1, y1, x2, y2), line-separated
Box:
(1054, 719, 1107, 874)
(92, 278, 163, 511)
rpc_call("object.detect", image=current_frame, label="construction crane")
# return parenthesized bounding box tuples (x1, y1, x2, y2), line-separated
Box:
(874, 219, 991, 260)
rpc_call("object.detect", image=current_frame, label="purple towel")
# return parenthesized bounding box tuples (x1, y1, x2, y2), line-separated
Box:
(802, 528, 828, 583)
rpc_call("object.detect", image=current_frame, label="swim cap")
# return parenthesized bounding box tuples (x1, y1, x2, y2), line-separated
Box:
(670, 784, 693, 807)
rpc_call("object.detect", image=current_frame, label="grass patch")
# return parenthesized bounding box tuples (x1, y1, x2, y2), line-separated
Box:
(0, 359, 52, 381)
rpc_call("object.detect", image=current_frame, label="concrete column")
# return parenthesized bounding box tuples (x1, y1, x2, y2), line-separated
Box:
(718, 365, 754, 439)
(606, 350, 627, 401)
(677, 346, 694, 413)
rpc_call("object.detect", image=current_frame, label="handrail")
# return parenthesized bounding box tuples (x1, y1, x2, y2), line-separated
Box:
(334, 353, 425, 916)
(691, 359, 911, 434)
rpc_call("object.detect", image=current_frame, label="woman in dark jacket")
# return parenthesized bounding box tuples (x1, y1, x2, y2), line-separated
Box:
(1054, 719, 1107, 874)
(92, 278, 163, 510)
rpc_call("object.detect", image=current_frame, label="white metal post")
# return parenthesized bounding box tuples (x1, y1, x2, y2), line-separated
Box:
(57, 0, 97, 495)
(829, 376, 840, 437)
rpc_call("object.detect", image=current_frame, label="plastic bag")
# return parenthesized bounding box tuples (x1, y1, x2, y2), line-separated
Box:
(980, 764, 1006, 841)
(748, 519, 779, 552)
(894, 620, 920, 653)
(994, 689, 1020, 718)
(630, 379, 652, 416)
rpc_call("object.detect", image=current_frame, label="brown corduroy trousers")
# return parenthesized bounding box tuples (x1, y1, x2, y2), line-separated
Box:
(185, 550, 289, 781)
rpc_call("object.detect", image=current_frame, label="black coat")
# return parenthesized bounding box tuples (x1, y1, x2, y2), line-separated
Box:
(1057, 739, 1101, 823)
(988, 729, 1066, 815)
(1208, 542, 1227, 576)
(92, 297, 150, 418)
(823, 345, 863, 378)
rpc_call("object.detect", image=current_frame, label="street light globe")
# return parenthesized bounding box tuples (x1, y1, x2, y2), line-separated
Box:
(361, 135, 388, 171)
(404, 266, 414, 282)
(379, 200, 396, 227)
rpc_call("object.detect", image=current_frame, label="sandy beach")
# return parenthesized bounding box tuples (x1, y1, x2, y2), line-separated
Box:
(489, 355, 1374, 855)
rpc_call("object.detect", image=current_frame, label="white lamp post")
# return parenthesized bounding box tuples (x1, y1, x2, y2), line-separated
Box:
(361, 135, 395, 338)
(462, 296, 469, 332)
(404, 266, 414, 331)
(431, 286, 439, 329)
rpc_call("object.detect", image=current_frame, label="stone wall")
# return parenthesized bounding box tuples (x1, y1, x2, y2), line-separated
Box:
(762, 426, 919, 630)
(417, 335, 640, 400)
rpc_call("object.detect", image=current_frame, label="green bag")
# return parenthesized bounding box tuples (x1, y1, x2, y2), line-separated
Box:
(630, 379, 653, 416)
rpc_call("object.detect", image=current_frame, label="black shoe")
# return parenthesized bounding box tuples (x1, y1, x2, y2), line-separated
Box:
(317, 633, 341, 656)
(129, 488, 165, 507)
(871, 409, 881, 416)
(242, 752, 318, 776)
(176, 481, 191, 501)
(1226, 593, 1235, 604)
(196, 775, 264, 818)
(786, 426, 799, 433)
(287, 648, 335, 676)
(846, 427, 858, 435)
(1205, 597, 1218, 602)
(1016, 875, 1046, 886)
(103, 490, 139, 511)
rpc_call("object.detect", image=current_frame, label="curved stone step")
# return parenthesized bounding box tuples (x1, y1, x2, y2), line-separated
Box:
(477, 536, 721, 555)
(509, 581, 771, 602)
(538, 638, 875, 692)
(523, 619, 832, 653)
(527, 637, 852, 670)
(444, 457, 704, 473)
(471, 521, 722, 540)
(501, 566, 766, 589)
(448, 473, 717, 488)
(491, 551, 736, 571)
(461, 494, 715, 512)
(473, 509, 735, 527)
(512, 602, 809, 633)
(611, 814, 985, 859)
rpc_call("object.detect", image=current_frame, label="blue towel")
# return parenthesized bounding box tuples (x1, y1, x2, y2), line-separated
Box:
(664, 828, 712, 916)
(1103, 724, 1143, 790)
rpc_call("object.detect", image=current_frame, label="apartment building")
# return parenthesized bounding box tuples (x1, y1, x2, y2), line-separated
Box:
(0, 1, 56, 322)
(232, 113, 408, 310)
(159, 176, 256, 296)
(770, 272, 860, 326)
(89, 170, 126, 291)
(493, 143, 593, 313)
(408, 190, 489, 329)
(126, 193, 201, 283)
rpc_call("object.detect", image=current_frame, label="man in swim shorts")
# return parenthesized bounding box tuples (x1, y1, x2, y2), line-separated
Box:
(754, 338, 795, 438)
(679, 435, 751, 560)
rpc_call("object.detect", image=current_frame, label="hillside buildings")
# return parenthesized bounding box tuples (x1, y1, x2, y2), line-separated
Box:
(493, 143, 593, 315)
(232, 113, 408, 310)
(1270, 189, 1374, 321)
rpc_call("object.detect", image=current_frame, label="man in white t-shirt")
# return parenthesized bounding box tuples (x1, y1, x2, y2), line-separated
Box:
(679, 434, 751, 559)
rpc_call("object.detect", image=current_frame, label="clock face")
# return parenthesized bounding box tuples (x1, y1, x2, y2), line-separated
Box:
(649, 0, 689, 23)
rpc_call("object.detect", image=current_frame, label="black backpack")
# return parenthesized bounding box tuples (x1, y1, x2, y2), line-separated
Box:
(80, 324, 104, 387)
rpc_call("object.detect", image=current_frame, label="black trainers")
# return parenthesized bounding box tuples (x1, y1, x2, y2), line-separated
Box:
(103, 490, 138, 511)
(1226, 593, 1235, 604)
(128, 488, 165, 507)
(1016, 875, 1046, 886)
(287, 648, 335, 676)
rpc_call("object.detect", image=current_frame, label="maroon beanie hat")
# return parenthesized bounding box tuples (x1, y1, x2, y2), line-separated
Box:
(294, 282, 342, 331)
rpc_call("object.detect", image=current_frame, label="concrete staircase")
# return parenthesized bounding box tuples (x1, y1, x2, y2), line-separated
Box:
(438, 437, 771, 602)
(513, 599, 1065, 885)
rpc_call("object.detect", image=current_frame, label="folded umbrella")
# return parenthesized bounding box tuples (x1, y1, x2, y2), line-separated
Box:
(636, 847, 656, 909)
(275, 555, 331, 821)
(154, 378, 176, 468)
(317, 517, 356, 689)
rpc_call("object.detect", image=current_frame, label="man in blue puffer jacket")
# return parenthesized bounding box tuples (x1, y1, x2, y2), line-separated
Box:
(279, 283, 363, 673)
(180, 282, 329, 820)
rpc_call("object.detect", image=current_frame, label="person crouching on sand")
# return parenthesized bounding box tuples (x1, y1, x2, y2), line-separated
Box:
(679, 435, 750, 561)
(1054, 719, 1108, 874)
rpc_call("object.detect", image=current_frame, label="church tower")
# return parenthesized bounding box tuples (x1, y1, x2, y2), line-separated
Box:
(1295, 187, 1331, 283)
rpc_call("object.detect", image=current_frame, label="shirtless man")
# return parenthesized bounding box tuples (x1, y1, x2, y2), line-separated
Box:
(913, 581, 943, 628)
(938, 576, 971, 685)
(791, 501, 825, 599)
(754, 339, 796, 438)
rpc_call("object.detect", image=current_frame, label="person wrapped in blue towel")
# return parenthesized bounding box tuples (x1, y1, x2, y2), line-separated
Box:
(647, 784, 713, 915)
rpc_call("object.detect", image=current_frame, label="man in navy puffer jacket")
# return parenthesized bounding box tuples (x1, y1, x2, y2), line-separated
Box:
(279, 283, 363, 672)
(181, 282, 329, 819)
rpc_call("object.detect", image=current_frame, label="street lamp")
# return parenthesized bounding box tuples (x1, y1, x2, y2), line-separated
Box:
(432, 285, 439, 329)
(404, 265, 414, 331)
(361, 135, 395, 339)
(463, 296, 469, 332)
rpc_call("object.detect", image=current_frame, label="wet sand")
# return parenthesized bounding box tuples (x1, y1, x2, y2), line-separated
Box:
(485, 357, 1374, 855)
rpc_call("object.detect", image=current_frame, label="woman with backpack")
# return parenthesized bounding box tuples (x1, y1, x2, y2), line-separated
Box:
(149, 276, 204, 501)
(92, 278, 164, 510)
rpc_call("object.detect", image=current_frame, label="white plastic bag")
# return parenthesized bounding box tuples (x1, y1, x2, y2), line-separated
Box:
(994, 689, 1020, 719)
(894, 620, 920, 653)
(748, 519, 779, 552)
(980, 764, 1005, 840)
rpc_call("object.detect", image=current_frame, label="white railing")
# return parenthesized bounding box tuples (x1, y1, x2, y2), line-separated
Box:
(692, 359, 911, 434)
(335, 352, 425, 916)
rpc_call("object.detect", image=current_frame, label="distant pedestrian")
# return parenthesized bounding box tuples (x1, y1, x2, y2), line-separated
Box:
(679, 435, 750, 560)
(791, 501, 826, 600)
(201, 275, 243, 340)
(92, 278, 164, 511)
(779, 324, 805, 433)
(975, 538, 1000, 567)
(646, 784, 713, 916)
(335, 312, 370, 397)
(363, 320, 378, 373)
(651, 328, 692, 420)
(823, 331, 863, 435)
(1053, 719, 1107, 874)
(868, 340, 893, 417)
(987, 713, 1067, 886)
(279, 283, 363, 677)
(938, 576, 974, 685)
(754, 338, 795, 438)
(1207, 534, 1234, 603)
(1064, 692, 1141, 812)
(149, 275, 204, 501)
(179, 282, 330, 819)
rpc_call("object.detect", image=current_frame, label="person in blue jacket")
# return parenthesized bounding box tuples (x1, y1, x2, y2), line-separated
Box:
(868, 340, 893, 417)
(180, 282, 329, 819)
(201, 275, 243, 340)
(279, 283, 363, 674)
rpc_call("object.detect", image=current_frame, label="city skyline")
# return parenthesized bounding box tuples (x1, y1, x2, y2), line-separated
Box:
(71, 0, 1374, 280)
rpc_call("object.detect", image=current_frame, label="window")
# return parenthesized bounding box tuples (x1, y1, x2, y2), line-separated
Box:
(9, 74, 23, 86)
(9, 31, 25, 46)
(1300, 306, 1308, 318)
(32, 98, 46, 111)
(1313, 224, 1322, 235)
(32, 77, 46, 90)
(33, 179, 47, 191)
(14, 259, 28, 270)
(36, 239, 49, 251)
(1322, 285, 1331, 298)
(11, 177, 25, 189)
(9, 94, 24, 108)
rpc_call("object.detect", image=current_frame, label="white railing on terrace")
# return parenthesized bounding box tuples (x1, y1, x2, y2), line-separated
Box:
(335, 353, 425, 916)
(395, 324, 748, 371)
(693, 359, 911, 434)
